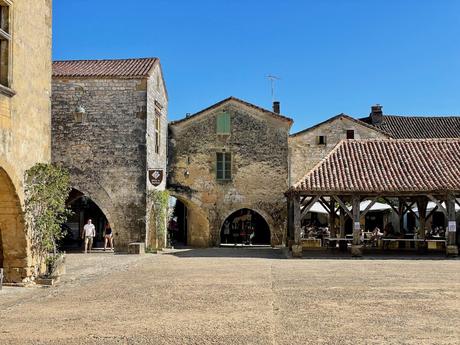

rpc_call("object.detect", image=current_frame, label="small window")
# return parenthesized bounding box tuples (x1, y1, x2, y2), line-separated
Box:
(346, 130, 355, 139)
(0, 2, 11, 88)
(216, 112, 231, 134)
(216, 152, 231, 180)
(155, 116, 161, 154)
(317, 135, 326, 145)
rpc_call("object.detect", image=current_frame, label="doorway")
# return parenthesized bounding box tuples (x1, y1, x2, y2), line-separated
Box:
(221, 209, 270, 245)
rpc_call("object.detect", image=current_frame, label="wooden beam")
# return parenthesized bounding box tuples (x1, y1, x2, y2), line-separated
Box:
(319, 197, 332, 213)
(332, 195, 353, 219)
(360, 197, 378, 219)
(301, 195, 321, 219)
(382, 197, 400, 215)
(426, 206, 439, 220)
(427, 195, 447, 216)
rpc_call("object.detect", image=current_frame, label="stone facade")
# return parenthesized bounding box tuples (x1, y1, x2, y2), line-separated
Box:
(168, 97, 292, 246)
(289, 115, 390, 185)
(0, 0, 52, 282)
(52, 61, 168, 251)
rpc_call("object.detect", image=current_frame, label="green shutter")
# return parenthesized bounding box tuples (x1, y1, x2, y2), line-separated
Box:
(217, 113, 231, 134)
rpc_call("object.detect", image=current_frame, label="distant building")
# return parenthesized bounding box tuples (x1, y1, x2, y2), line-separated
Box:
(0, 0, 52, 282)
(52, 58, 168, 251)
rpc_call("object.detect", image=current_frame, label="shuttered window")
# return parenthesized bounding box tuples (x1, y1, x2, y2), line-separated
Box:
(216, 112, 231, 134)
(216, 152, 231, 180)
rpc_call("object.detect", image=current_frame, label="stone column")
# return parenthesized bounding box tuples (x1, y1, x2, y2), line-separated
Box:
(351, 195, 362, 257)
(292, 194, 302, 257)
(446, 194, 458, 256)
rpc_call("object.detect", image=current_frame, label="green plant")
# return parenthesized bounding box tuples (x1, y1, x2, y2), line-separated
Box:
(24, 163, 72, 262)
(148, 189, 170, 249)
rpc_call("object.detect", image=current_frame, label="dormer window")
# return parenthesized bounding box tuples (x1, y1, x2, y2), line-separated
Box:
(216, 112, 231, 135)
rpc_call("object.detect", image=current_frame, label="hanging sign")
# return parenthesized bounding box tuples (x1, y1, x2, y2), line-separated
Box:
(448, 221, 457, 233)
(148, 169, 164, 187)
(354, 222, 361, 230)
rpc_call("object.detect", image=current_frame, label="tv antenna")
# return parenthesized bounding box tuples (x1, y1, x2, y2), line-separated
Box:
(266, 75, 281, 102)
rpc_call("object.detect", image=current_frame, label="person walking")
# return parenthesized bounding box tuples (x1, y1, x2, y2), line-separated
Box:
(82, 219, 96, 254)
(104, 222, 114, 251)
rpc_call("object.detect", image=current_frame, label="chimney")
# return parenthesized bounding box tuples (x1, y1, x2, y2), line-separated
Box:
(370, 104, 383, 124)
(273, 101, 280, 114)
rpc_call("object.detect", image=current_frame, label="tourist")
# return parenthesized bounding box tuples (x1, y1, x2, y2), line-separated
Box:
(223, 220, 230, 244)
(104, 222, 114, 251)
(82, 219, 96, 254)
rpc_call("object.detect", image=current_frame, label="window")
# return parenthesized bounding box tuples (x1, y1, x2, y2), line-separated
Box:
(346, 130, 355, 139)
(317, 135, 326, 145)
(216, 112, 231, 134)
(0, 2, 10, 88)
(155, 116, 161, 154)
(216, 152, 231, 180)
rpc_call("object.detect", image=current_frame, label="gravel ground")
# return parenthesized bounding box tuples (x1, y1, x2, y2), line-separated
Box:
(0, 248, 459, 344)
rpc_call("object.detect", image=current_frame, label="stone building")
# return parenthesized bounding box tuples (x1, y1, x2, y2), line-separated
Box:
(0, 0, 52, 282)
(168, 97, 292, 246)
(52, 58, 168, 251)
(289, 112, 390, 185)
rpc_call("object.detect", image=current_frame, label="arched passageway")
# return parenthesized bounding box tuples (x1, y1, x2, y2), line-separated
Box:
(61, 189, 111, 250)
(0, 168, 28, 282)
(168, 196, 188, 247)
(221, 209, 271, 245)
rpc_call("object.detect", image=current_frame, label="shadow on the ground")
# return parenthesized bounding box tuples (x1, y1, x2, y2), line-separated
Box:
(165, 246, 286, 259)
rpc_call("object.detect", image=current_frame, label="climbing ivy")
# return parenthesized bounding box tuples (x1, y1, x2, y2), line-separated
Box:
(148, 189, 170, 249)
(24, 163, 72, 262)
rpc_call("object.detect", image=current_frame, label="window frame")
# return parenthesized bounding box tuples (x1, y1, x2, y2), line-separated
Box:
(317, 135, 326, 146)
(154, 115, 161, 154)
(216, 152, 232, 181)
(0, 0, 12, 94)
(346, 129, 355, 139)
(216, 112, 231, 135)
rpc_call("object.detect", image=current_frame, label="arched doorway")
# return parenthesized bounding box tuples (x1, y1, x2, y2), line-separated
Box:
(0, 168, 28, 282)
(221, 209, 270, 245)
(168, 196, 188, 247)
(61, 188, 110, 250)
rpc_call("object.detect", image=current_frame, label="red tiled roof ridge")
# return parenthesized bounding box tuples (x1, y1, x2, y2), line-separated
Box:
(169, 96, 293, 125)
(52, 57, 159, 78)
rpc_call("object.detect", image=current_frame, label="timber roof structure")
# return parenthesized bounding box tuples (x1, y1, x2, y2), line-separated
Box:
(169, 96, 293, 125)
(360, 115, 460, 139)
(53, 58, 159, 79)
(290, 138, 460, 195)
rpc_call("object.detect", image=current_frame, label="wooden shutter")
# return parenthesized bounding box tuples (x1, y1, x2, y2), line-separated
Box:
(217, 113, 231, 134)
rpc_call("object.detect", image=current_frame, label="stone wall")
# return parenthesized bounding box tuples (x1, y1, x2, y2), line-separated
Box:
(289, 116, 389, 185)
(52, 77, 158, 250)
(168, 99, 291, 246)
(0, 0, 52, 282)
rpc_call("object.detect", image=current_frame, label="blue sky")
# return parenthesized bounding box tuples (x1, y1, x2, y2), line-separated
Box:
(53, 0, 460, 133)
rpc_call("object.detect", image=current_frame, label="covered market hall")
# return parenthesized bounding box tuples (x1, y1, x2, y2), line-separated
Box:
(286, 138, 460, 257)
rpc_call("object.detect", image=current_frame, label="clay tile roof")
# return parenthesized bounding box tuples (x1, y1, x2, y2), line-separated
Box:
(52, 58, 158, 79)
(291, 139, 460, 194)
(360, 115, 460, 139)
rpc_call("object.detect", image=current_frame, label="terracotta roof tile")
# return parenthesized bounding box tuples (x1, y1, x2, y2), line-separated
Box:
(291, 139, 460, 194)
(52, 58, 158, 78)
(360, 115, 460, 139)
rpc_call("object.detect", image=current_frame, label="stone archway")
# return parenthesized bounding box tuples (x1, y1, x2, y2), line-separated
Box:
(62, 188, 115, 250)
(0, 168, 29, 282)
(220, 208, 271, 245)
(165, 193, 210, 248)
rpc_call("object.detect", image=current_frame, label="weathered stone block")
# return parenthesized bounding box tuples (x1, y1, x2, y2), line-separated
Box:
(128, 242, 145, 254)
(292, 244, 303, 257)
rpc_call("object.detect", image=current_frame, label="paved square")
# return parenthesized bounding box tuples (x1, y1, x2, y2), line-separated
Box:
(0, 248, 459, 344)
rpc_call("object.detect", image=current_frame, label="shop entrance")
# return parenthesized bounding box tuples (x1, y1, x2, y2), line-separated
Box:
(220, 209, 270, 245)
(61, 189, 110, 250)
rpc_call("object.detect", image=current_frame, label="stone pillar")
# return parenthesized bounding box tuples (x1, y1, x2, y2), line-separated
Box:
(351, 195, 362, 257)
(292, 194, 302, 257)
(446, 195, 458, 256)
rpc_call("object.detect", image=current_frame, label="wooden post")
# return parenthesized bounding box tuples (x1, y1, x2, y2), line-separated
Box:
(328, 199, 336, 248)
(292, 194, 302, 257)
(446, 194, 458, 256)
(351, 195, 362, 256)
(338, 207, 347, 251)
(416, 198, 428, 252)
